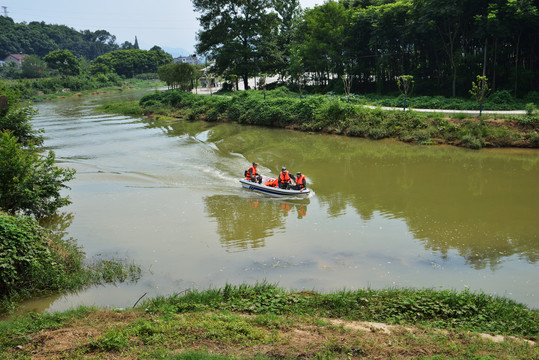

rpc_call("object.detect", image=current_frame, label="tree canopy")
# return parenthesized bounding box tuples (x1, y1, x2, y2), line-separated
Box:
(193, 0, 295, 90)
(90, 49, 173, 78)
(157, 63, 196, 91)
(43, 50, 81, 77)
(0, 16, 118, 60)
(0, 84, 75, 217)
(193, 0, 538, 97)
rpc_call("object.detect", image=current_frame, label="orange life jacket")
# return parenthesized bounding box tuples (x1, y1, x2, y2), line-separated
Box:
(279, 171, 291, 183)
(265, 178, 278, 187)
(296, 174, 306, 188)
(246, 166, 258, 180)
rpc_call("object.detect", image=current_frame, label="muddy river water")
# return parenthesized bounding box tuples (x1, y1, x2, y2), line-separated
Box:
(18, 89, 539, 313)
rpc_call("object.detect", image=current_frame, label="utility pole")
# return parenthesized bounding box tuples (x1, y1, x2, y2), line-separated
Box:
(1, 6, 8, 17)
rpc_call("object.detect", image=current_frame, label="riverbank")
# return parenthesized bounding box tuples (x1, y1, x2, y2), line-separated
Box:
(100, 89, 539, 150)
(2, 77, 164, 102)
(1, 285, 537, 359)
(0, 212, 142, 313)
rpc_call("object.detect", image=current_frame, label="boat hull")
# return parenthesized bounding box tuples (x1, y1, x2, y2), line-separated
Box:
(239, 179, 310, 197)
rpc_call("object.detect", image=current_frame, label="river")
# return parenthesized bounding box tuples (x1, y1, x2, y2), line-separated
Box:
(18, 89, 539, 313)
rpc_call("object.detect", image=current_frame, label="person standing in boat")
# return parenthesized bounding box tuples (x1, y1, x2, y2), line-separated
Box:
(245, 162, 262, 184)
(293, 171, 307, 190)
(278, 167, 295, 189)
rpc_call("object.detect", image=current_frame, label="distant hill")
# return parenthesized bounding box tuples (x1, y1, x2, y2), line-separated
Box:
(0, 16, 119, 60)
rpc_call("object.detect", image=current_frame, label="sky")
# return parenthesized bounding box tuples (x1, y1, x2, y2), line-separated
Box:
(1, 0, 323, 57)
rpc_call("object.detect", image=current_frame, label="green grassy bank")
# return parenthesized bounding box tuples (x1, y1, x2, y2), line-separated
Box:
(1, 284, 537, 359)
(100, 88, 539, 150)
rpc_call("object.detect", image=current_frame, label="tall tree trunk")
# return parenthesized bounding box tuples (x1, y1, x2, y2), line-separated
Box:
(492, 38, 497, 92)
(514, 33, 520, 97)
(451, 57, 457, 98)
(243, 74, 249, 90)
(482, 38, 488, 77)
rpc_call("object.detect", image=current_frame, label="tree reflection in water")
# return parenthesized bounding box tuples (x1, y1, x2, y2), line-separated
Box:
(204, 195, 309, 252)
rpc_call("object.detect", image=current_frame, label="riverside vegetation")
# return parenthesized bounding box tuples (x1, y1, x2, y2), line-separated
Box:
(0, 283, 537, 359)
(0, 84, 141, 312)
(101, 88, 539, 150)
(2, 87, 538, 359)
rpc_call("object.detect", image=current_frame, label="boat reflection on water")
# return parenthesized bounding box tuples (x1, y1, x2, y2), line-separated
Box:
(204, 195, 309, 252)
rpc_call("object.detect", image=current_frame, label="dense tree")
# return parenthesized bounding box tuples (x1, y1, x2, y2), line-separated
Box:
(0, 85, 74, 217)
(20, 55, 48, 79)
(294, 1, 349, 86)
(1, 1, 537, 97)
(0, 16, 119, 60)
(0, 62, 21, 80)
(192, 0, 285, 90)
(0, 132, 75, 217)
(43, 50, 81, 77)
(91, 49, 173, 78)
(157, 63, 195, 90)
(0, 84, 42, 145)
(273, 0, 302, 78)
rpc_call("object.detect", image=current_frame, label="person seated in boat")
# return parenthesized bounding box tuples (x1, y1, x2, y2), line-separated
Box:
(278, 167, 295, 189)
(264, 178, 278, 187)
(292, 171, 307, 190)
(245, 162, 262, 184)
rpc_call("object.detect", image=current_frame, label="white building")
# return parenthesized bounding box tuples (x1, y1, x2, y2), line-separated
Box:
(173, 54, 201, 66)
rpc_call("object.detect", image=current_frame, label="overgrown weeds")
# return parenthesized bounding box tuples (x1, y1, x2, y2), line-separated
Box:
(0, 213, 141, 313)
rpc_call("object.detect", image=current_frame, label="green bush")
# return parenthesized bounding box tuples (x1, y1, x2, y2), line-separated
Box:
(0, 214, 72, 298)
(0, 132, 75, 218)
(526, 131, 539, 146)
(0, 87, 43, 146)
(525, 103, 537, 116)
(461, 134, 484, 149)
(485, 90, 518, 110)
(524, 91, 539, 106)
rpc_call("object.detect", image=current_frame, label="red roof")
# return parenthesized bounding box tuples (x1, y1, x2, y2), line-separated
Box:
(5, 54, 26, 61)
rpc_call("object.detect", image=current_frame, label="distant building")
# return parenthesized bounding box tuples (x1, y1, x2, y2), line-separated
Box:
(174, 54, 201, 66)
(3, 54, 27, 67)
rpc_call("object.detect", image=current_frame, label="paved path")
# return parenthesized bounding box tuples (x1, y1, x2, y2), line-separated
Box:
(364, 105, 526, 115)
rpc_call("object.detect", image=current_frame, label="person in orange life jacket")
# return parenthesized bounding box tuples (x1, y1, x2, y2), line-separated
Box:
(245, 162, 262, 184)
(297, 205, 307, 218)
(278, 167, 295, 189)
(264, 178, 278, 187)
(292, 171, 306, 190)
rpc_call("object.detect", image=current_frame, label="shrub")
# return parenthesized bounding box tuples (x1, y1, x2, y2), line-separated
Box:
(0, 85, 43, 145)
(0, 132, 75, 218)
(0, 214, 73, 297)
(461, 134, 484, 149)
(525, 103, 537, 116)
(485, 90, 518, 110)
(526, 132, 539, 146)
(0, 212, 141, 312)
(368, 127, 388, 140)
(135, 73, 158, 80)
(524, 91, 539, 106)
(206, 108, 220, 122)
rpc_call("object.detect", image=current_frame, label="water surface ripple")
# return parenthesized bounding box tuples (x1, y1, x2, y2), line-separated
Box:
(20, 91, 538, 314)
